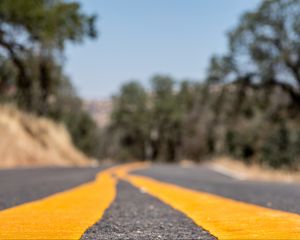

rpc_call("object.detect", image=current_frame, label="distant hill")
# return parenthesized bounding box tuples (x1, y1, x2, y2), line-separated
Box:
(84, 100, 112, 128)
(0, 105, 91, 168)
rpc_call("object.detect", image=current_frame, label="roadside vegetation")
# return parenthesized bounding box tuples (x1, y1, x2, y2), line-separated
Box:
(105, 0, 300, 170)
(0, 0, 299, 170)
(0, 0, 102, 159)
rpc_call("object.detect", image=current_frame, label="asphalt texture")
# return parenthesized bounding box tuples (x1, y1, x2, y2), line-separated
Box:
(81, 180, 216, 240)
(0, 166, 104, 210)
(1, 164, 300, 239)
(134, 164, 300, 214)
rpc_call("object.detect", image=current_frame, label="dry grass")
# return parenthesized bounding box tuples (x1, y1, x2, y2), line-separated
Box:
(209, 157, 300, 183)
(0, 104, 92, 168)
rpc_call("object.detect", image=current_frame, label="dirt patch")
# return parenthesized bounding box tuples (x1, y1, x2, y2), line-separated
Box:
(0, 104, 93, 168)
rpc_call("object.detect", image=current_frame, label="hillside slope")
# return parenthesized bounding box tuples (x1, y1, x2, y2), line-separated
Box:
(0, 105, 91, 168)
(84, 100, 112, 127)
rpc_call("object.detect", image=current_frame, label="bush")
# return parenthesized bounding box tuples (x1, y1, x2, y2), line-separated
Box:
(260, 123, 296, 169)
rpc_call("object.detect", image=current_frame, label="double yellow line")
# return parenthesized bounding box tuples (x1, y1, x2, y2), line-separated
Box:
(0, 163, 300, 239)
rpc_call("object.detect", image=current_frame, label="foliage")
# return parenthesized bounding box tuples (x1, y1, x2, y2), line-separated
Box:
(109, 75, 300, 168)
(209, 0, 300, 106)
(0, 0, 101, 160)
(0, 0, 96, 111)
(111, 81, 149, 160)
(109, 0, 300, 168)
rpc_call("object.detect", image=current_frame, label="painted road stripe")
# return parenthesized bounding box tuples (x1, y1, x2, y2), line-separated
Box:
(125, 174, 300, 240)
(0, 163, 144, 240)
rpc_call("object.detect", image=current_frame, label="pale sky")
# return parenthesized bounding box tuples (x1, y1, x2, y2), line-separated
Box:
(65, 0, 261, 99)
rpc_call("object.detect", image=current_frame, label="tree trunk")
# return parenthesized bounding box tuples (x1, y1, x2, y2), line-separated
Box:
(0, 37, 33, 111)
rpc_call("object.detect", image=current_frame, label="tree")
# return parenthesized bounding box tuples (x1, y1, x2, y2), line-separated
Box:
(234, 0, 300, 102)
(110, 76, 187, 162)
(0, 56, 16, 98)
(111, 81, 149, 160)
(150, 75, 182, 162)
(207, 0, 300, 107)
(0, 1, 102, 160)
(0, 0, 97, 111)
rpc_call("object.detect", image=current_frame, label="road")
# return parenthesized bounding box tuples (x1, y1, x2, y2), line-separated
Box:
(0, 167, 102, 210)
(0, 163, 299, 239)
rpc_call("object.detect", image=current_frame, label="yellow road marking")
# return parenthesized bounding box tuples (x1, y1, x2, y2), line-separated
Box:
(0, 163, 145, 240)
(125, 174, 300, 240)
(2, 162, 299, 239)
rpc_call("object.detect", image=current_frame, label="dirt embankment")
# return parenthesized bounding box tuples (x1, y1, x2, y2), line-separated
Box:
(0, 105, 91, 168)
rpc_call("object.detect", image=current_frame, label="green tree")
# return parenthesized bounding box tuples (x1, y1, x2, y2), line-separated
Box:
(261, 122, 294, 168)
(208, 0, 300, 106)
(0, 56, 16, 99)
(0, 0, 97, 111)
(150, 75, 182, 162)
(201, 0, 300, 169)
(0, 1, 103, 160)
(111, 81, 149, 160)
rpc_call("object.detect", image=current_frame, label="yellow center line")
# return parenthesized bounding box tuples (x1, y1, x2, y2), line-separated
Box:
(0, 163, 145, 240)
(2, 163, 299, 239)
(124, 174, 300, 240)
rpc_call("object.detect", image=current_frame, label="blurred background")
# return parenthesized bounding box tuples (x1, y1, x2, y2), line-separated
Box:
(0, 0, 299, 173)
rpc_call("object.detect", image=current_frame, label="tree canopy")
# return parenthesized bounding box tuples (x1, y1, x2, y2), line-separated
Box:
(108, 0, 300, 169)
(0, 0, 102, 160)
(0, 0, 97, 111)
(207, 0, 300, 105)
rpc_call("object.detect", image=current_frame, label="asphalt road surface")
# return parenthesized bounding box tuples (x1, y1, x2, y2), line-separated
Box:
(0, 167, 103, 210)
(134, 164, 300, 214)
(0, 163, 299, 239)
